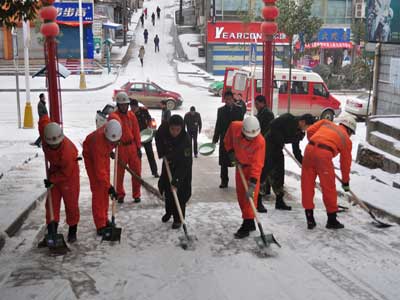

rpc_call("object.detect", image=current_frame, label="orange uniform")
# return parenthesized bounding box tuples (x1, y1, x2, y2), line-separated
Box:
(301, 119, 352, 213)
(108, 111, 142, 200)
(224, 121, 265, 219)
(83, 126, 115, 229)
(38, 115, 80, 226)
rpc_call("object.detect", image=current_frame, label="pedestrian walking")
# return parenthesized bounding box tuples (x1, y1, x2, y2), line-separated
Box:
(140, 13, 144, 27)
(302, 116, 356, 230)
(151, 12, 155, 26)
(154, 34, 160, 52)
(37, 115, 80, 246)
(108, 92, 142, 204)
(212, 90, 243, 188)
(138, 45, 145, 67)
(143, 29, 148, 44)
(130, 99, 159, 178)
(234, 93, 247, 118)
(83, 119, 122, 235)
(184, 106, 202, 158)
(160, 100, 171, 123)
(155, 115, 193, 229)
(265, 113, 315, 210)
(224, 116, 265, 238)
(254, 95, 274, 213)
(31, 93, 48, 147)
(144, 7, 148, 19)
(156, 6, 161, 19)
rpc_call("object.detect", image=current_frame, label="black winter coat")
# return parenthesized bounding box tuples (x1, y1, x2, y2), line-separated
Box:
(212, 104, 243, 166)
(134, 107, 152, 131)
(256, 106, 274, 137)
(155, 123, 193, 203)
(184, 112, 202, 133)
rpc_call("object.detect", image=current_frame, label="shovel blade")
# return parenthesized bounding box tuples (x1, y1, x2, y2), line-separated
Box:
(102, 226, 122, 242)
(255, 233, 281, 249)
(45, 233, 69, 255)
(178, 235, 197, 250)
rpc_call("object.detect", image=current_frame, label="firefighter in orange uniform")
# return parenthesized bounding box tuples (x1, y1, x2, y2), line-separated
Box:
(37, 115, 80, 246)
(108, 92, 142, 203)
(83, 119, 122, 235)
(224, 116, 266, 239)
(301, 115, 356, 230)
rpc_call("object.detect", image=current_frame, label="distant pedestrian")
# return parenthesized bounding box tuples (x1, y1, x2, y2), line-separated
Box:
(160, 100, 171, 123)
(138, 46, 145, 67)
(144, 7, 148, 19)
(31, 93, 48, 147)
(184, 106, 202, 158)
(156, 6, 161, 19)
(154, 34, 160, 52)
(143, 29, 148, 44)
(140, 14, 144, 27)
(151, 12, 155, 26)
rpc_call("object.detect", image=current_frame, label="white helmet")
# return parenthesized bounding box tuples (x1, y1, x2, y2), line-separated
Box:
(339, 115, 357, 134)
(115, 92, 130, 104)
(242, 116, 260, 138)
(104, 119, 122, 142)
(44, 122, 64, 145)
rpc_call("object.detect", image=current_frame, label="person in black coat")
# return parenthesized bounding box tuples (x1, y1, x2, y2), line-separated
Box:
(212, 90, 244, 188)
(255, 95, 274, 213)
(155, 115, 193, 229)
(234, 93, 247, 118)
(130, 99, 159, 177)
(184, 106, 202, 158)
(143, 29, 149, 44)
(265, 113, 315, 210)
(156, 6, 161, 18)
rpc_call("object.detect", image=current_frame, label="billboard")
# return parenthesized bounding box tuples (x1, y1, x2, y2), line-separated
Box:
(367, 0, 400, 43)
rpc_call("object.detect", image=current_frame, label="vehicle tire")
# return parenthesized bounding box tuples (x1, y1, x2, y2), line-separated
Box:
(166, 99, 176, 110)
(320, 110, 334, 121)
(218, 89, 223, 97)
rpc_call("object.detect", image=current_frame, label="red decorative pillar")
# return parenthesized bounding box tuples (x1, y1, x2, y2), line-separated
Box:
(39, 1, 62, 125)
(261, 0, 279, 109)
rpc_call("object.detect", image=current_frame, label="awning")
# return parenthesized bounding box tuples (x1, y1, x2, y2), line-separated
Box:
(296, 42, 353, 49)
(56, 21, 93, 26)
(102, 22, 123, 30)
(32, 63, 71, 79)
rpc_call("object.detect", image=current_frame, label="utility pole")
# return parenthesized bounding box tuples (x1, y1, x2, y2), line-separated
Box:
(79, 0, 87, 89)
(23, 20, 34, 128)
(12, 28, 22, 128)
(123, 0, 127, 46)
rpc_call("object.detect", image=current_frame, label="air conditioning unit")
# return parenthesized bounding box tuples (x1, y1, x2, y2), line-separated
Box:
(354, 0, 366, 19)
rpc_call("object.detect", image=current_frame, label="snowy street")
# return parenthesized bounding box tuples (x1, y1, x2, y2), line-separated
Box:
(0, 0, 400, 299)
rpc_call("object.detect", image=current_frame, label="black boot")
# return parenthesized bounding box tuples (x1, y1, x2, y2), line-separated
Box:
(117, 196, 124, 204)
(67, 225, 77, 243)
(305, 209, 316, 230)
(275, 195, 292, 210)
(161, 213, 171, 223)
(172, 220, 182, 229)
(134, 197, 141, 203)
(257, 197, 267, 213)
(219, 180, 228, 188)
(234, 219, 255, 239)
(326, 212, 344, 229)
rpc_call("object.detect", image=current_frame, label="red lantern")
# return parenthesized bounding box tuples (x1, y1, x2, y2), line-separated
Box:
(262, 6, 279, 20)
(261, 22, 278, 36)
(39, 6, 58, 21)
(40, 22, 60, 37)
(42, 0, 56, 5)
(263, 0, 276, 4)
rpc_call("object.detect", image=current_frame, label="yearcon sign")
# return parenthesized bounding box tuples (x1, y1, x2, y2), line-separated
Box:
(207, 22, 288, 44)
(367, 0, 400, 43)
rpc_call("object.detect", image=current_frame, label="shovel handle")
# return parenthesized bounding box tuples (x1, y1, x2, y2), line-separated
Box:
(111, 146, 119, 219)
(44, 159, 56, 223)
(283, 146, 302, 168)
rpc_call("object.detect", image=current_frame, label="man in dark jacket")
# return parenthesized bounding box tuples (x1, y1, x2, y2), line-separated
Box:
(130, 99, 159, 177)
(184, 106, 202, 158)
(156, 6, 161, 18)
(234, 93, 247, 118)
(265, 113, 315, 210)
(31, 93, 48, 147)
(155, 115, 193, 229)
(255, 95, 274, 213)
(212, 91, 244, 188)
(160, 100, 171, 123)
(154, 34, 160, 52)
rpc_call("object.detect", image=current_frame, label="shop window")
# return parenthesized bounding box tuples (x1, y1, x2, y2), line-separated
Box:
(276, 80, 288, 94)
(313, 83, 329, 98)
(291, 81, 309, 95)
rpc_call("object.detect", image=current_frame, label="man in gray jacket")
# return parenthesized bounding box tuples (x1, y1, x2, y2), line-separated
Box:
(31, 93, 48, 147)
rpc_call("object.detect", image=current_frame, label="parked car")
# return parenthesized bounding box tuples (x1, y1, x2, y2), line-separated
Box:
(113, 81, 183, 110)
(95, 102, 157, 129)
(208, 80, 224, 96)
(345, 93, 372, 120)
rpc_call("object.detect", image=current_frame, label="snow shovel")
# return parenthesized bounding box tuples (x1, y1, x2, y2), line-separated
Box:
(163, 158, 196, 250)
(335, 174, 393, 228)
(102, 146, 122, 242)
(237, 163, 281, 250)
(44, 159, 69, 254)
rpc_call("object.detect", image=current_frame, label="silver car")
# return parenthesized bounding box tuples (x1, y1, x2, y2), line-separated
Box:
(345, 93, 372, 120)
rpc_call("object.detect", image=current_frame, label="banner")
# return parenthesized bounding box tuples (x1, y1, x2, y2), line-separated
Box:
(54, 2, 94, 22)
(367, 0, 400, 43)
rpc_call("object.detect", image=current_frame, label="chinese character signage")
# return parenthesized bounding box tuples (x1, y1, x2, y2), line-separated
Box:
(367, 0, 400, 43)
(317, 28, 351, 42)
(54, 2, 93, 22)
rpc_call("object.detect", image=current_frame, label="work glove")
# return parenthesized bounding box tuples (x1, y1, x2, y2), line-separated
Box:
(246, 182, 256, 200)
(110, 151, 115, 160)
(108, 185, 117, 199)
(342, 182, 350, 192)
(227, 150, 236, 166)
(44, 179, 53, 189)
(137, 148, 142, 159)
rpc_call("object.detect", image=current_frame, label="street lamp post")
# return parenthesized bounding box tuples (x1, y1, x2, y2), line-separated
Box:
(79, 0, 87, 89)
(23, 20, 34, 128)
(12, 29, 22, 128)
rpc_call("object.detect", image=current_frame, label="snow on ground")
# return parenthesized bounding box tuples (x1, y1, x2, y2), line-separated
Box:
(178, 33, 205, 64)
(0, 0, 399, 298)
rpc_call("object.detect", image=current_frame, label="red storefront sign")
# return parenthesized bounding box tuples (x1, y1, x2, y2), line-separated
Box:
(207, 21, 288, 44)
